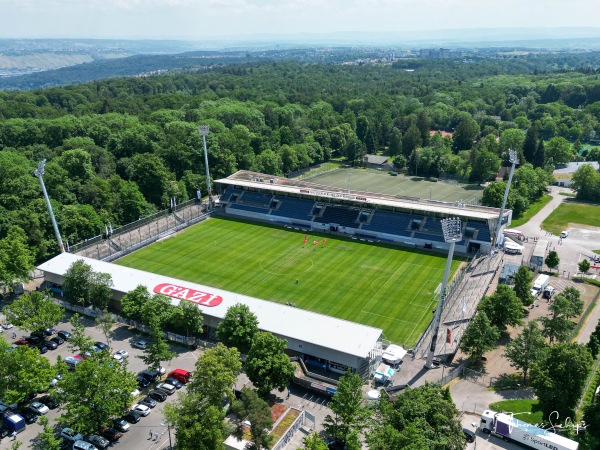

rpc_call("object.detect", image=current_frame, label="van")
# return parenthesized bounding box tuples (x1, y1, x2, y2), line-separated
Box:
(167, 369, 192, 384)
(542, 286, 555, 299)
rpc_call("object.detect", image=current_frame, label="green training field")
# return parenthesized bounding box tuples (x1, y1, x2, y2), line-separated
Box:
(542, 203, 600, 235)
(117, 217, 460, 345)
(308, 168, 484, 203)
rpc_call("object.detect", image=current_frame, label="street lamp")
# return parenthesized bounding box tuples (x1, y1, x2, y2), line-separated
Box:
(491, 148, 519, 254)
(34, 160, 65, 253)
(161, 422, 173, 449)
(471, 422, 477, 449)
(425, 217, 463, 369)
(198, 125, 212, 207)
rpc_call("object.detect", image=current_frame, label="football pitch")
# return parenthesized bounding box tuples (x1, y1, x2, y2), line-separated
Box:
(117, 217, 460, 345)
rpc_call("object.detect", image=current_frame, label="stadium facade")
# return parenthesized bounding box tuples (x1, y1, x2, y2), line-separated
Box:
(215, 171, 510, 255)
(38, 252, 383, 377)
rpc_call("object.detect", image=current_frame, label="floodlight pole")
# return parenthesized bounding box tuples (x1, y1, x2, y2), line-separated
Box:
(425, 217, 462, 369)
(491, 149, 519, 254)
(34, 160, 65, 253)
(198, 125, 212, 209)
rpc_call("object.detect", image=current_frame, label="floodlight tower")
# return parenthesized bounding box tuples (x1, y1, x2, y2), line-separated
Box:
(425, 217, 463, 369)
(491, 149, 519, 254)
(34, 160, 65, 253)
(198, 125, 212, 207)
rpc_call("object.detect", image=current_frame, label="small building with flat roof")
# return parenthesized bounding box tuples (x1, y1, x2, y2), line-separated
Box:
(498, 263, 521, 285)
(38, 252, 383, 378)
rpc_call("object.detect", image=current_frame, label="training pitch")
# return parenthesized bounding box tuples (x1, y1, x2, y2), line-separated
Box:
(309, 168, 484, 203)
(117, 217, 460, 345)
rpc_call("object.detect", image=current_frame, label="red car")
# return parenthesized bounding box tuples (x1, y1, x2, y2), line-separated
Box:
(13, 339, 30, 346)
(101, 427, 123, 442)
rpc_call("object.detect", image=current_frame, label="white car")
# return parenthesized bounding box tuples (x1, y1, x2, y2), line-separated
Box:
(131, 340, 147, 350)
(560, 231, 568, 238)
(28, 401, 50, 415)
(61, 427, 83, 442)
(112, 350, 129, 362)
(155, 382, 176, 395)
(131, 404, 151, 416)
(2, 323, 13, 330)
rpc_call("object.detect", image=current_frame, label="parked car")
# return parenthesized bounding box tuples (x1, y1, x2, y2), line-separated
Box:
(86, 434, 110, 449)
(462, 428, 476, 443)
(50, 336, 64, 346)
(156, 382, 176, 395)
(37, 344, 49, 354)
(147, 390, 167, 402)
(138, 397, 156, 409)
(131, 340, 148, 349)
(101, 427, 123, 442)
(2, 323, 13, 330)
(123, 410, 141, 423)
(137, 376, 151, 389)
(152, 365, 166, 376)
(111, 418, 130, 432)
(38, 395, 59, 410)
(28, 401, 49, 415)
(61, 427, 83, 442)
(73, 440, 98, 450)
(17, 409, 38, 424)
(44, 340, 58, 350)
(167, 368, 192, 384)
(43, 328, 56, 336)
(164, 377, 183, 389)
(57, 330, 71, 340)
(25, 335, 41, 345)
(13, 339, 29, 346)
(94, 342, 109, 351)
(139, 369, 159, 383)
(560, 231, 569, 238)
(131, 404, 151, 416)
(112, 350, 129, 362)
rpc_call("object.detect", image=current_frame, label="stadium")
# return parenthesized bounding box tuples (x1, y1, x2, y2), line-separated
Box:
(38, 169, 510, 379)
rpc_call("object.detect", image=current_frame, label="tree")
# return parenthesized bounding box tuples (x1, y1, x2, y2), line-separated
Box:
(33, 416, 62, 450)
(546, 137, 573, 165)
(141, 293, 175, 326)
(139, 317, 175, 370)
(401, 123, 421, 157)
(477, 285, 524, 332)
(120, 285, 150, 322)
(545, 250, 559, 272)
(368, 383, 464, 450)
(216, 303, 259, 354)
(232, 388, 273, 450)
(62, 260, 93, 305)
(0, 226, 35, 291)
(189, 343, 242, 408)
(523, 123, 538, 164)
(504, 321, 548, 385)
(302, 433, 329, 450)
(95, 309, 116, 349)
(388, 127, 402, 156)
(530, 343, 592, 420)
(171, 300, 203, 338)
(89, 271, 113, 310)
(513, 266, 534, 306)
(540, 289, 583, 344)
(533, 139, 546, 168)
(588, 334, 600, 359)
(4, 290, 63, 335)
(452, 117, 479, 152)
(245, 331, 295, 399)
(55, 353, 138, 435)
(579, 258, 591, 274)
(583, 399, 600, 441)
(570, 163, 600, 202)
(0, 341, 55, 404)
(67, 313, 95, 355)
(323, 370, 369, 448)
(459, 312, 500, 359)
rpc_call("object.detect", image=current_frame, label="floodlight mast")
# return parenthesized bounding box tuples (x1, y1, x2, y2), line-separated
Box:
(198, 125, 212, 208)
(34, 160, 65, 253)
(491, 149, 519, 254)
(425, 217, 462, 369)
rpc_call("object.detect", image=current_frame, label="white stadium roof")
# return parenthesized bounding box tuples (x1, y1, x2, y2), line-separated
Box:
(38, 252, 382, 359)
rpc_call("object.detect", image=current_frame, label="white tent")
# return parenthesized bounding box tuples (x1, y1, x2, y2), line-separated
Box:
(382, 344, 407, 365)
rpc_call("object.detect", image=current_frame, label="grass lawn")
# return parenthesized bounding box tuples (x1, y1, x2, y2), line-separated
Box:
(488, 399, 544, 426)
(117, 217, 459, 345)
(510, 195, 552, 228)
(542, 203, 600, 235)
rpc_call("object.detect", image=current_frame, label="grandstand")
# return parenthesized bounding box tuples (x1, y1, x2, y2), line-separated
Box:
(215, 171, 511, 255)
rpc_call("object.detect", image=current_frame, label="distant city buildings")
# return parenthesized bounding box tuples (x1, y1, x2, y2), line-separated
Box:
(419, 48, 462, 59)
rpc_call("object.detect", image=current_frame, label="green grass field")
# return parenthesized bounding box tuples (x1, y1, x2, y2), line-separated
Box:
(309, 168, 483, 203)
(510, 195, 552, 228)
(488, 399, 544, 426)
(542, 203, 600, 235)
(117, 217, 459, 345)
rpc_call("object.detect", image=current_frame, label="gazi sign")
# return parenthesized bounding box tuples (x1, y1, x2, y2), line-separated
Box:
(153, 283, 223, 307)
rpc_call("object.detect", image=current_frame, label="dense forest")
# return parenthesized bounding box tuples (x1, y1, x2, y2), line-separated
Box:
(1, 52, 600, 270)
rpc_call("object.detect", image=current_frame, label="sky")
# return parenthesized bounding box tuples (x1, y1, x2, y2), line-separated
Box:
(1, 0, 600, 40)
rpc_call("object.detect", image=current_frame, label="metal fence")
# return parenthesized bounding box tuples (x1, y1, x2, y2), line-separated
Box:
(271, 409, 305, 450)
(462, 367, 495, 388)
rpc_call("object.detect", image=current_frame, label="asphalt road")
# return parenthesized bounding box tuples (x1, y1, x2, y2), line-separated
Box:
(0, 312, 200, 449)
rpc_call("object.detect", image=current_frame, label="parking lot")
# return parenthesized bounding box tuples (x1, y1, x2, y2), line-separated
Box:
(1, 311, 201, 449)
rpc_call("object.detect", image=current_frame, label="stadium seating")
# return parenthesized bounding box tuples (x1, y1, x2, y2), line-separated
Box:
(270, 196, 315, 221)
(466, 221, 491, 242)
(414, 232, 445, 242)
(316, 205, 360, 227)
(423, 217, 443, 234)
(219, 187, 243, 203)
(362, 210, 413, 237)
(229, 204, 270, 214)
(240, 191, 273, 207)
